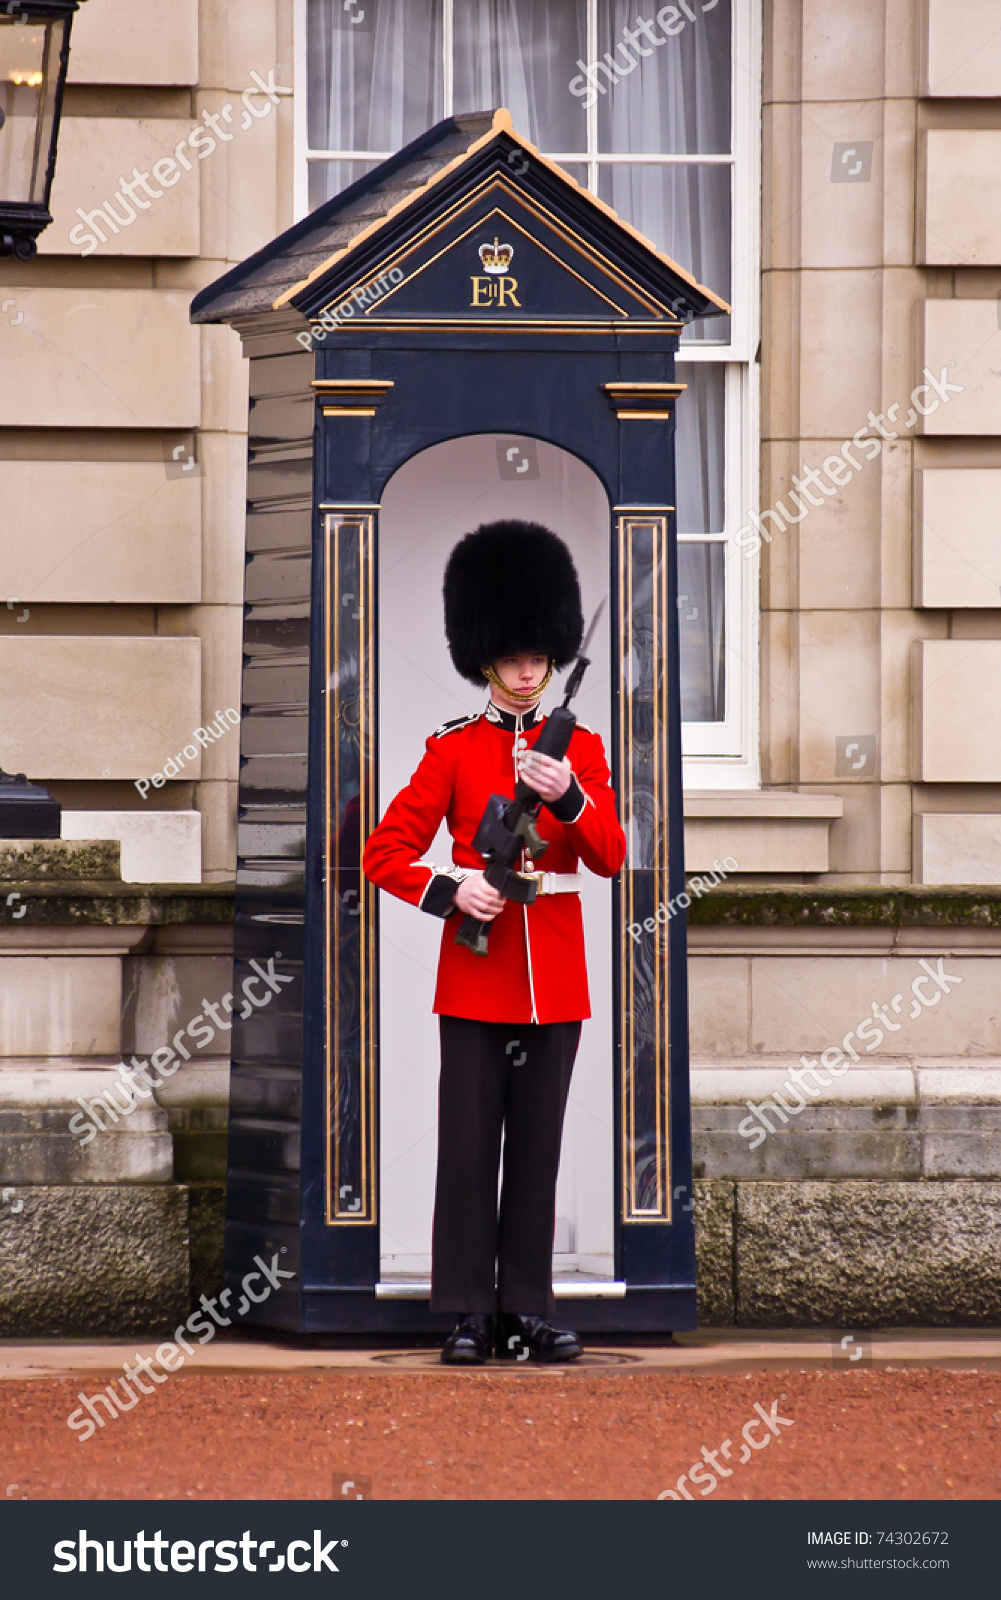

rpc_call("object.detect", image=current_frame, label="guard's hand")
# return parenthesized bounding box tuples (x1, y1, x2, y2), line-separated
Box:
(518, 749, 573, 803)
(454, 871, 506, 921)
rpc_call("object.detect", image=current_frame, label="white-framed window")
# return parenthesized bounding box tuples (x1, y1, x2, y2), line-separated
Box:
(295, 0, 760, 783)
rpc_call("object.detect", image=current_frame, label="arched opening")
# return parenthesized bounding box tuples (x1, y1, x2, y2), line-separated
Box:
(376, 432, 614, 1291)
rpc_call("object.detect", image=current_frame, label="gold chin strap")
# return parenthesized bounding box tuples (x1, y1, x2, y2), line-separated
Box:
(482, 660, 554, 704)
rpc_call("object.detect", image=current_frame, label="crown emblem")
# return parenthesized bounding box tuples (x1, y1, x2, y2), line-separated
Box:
(478, 237, 514, 275)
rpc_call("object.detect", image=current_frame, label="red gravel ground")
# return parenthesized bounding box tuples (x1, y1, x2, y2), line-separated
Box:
(2, 1368, 999, 1500)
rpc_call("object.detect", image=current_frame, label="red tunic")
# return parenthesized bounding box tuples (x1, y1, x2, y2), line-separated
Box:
(362, 702, 626, 1023)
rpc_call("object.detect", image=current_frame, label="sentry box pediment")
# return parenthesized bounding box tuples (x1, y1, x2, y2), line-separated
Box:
(192, 108, 725, 348)
(192, 109, 727, 1338)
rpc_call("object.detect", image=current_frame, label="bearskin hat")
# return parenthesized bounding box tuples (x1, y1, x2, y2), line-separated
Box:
(443, 520, 584, 684)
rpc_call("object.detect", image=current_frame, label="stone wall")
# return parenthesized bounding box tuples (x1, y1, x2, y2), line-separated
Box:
(0, 0, 294, 884)
(695, 1181, 1001, 1328)
(689, 888, 1001, 1326)
(762, 0, 1001, 885)
(4, 870, 1000, 1335)
(0, 849, 231, 1334)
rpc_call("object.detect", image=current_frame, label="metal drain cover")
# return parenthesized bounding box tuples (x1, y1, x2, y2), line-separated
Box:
(371, 1349, 642, 1370)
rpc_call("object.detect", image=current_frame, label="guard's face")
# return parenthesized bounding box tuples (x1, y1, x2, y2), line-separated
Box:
(492, 653, 549, 696)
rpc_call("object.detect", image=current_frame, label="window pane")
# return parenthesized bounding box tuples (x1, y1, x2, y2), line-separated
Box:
(307, 0, 443, 153)
(453, 0, 587, 152)
(678, 542, 725, 722)
(675, 365, 725, 534)
(598, 161, 731, 312)
(595, 0, 731, 154)
(552, 160, 588, 187)
(308, 159, 384, 211)
(0, 19, 63, 204)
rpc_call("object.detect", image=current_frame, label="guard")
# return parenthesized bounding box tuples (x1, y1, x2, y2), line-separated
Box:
(363, 520, 626, 1363)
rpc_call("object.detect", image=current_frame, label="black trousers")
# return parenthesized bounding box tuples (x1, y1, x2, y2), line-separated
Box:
(429, 1016, 581, 1317)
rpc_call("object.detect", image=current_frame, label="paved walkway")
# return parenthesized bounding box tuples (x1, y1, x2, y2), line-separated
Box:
(2, 1327, 1000, 1378)
(2, 1332, 999, 1501)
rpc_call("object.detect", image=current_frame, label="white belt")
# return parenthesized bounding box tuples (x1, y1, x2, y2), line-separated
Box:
(519, 871, 582, 895)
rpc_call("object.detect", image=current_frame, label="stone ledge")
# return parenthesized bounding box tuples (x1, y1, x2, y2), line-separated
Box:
(684, 793, 842, 874)
(691, 1066, 1001, 1180)
(0, 884, 235, 927)
(687, 886, 1001, 928)
(0, 1118, 173, 1185)
(684, 792, 844, 819)
(0, 1063, 134, 1103)
(692, 1063, 1001, 1106)
(153, 1060, 230, 1110)
(691, 1066, 918, 1105)
(62, 813, 201, 885)
(918, 1067, 1001, 1101)
(0, 840, 121, 882)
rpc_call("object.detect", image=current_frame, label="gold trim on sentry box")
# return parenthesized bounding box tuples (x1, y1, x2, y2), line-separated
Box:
(334, 321, 684, 335)
(313, 381, 394, 419)
(603, 383, 687, 420)
(324, 511, 378, 1227)
(356, 203, 629, 319)
(311, 380, 395, 393)
(312, 172, 683, 324)
(616, 510, 672, 1225)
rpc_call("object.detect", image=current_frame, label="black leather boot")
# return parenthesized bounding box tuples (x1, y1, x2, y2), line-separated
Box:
(440, 1313, 495, 1365)
(496, 1312, 582, 1363)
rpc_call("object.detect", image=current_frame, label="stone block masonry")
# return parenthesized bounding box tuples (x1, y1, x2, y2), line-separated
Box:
(0, 1186, 189, 1337)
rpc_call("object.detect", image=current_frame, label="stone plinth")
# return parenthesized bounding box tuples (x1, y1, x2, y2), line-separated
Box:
(0, 868, 234, 1332)
(0, 1186, 190, 1336)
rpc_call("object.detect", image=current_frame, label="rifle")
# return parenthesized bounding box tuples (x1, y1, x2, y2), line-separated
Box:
(455, 599, 605, 957)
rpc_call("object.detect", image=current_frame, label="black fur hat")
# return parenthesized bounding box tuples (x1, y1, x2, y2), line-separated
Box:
(443, 520, 584, 684)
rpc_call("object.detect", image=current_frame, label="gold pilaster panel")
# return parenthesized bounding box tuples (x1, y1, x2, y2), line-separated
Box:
(616, 509, 672, 1223)
(324, 510, 377, 1225)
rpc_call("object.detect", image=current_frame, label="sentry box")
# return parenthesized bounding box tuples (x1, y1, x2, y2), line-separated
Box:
(191, 108, 728, 1338)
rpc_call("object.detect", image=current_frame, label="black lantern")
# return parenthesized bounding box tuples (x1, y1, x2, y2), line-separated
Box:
(0, 0, 84, 260)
